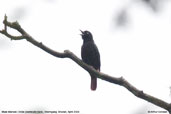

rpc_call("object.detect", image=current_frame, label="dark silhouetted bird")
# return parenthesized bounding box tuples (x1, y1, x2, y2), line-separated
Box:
(80, 30, 101, 91)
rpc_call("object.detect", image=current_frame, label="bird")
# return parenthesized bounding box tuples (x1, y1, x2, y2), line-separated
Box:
(80, 30, 101, 91)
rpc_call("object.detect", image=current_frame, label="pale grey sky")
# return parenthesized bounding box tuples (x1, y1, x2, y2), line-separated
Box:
(0, 0, 171, 114)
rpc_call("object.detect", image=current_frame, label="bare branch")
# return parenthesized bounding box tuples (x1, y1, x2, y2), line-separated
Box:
(4, 14, 7, 31)
(0, 15, 25, 40)
(0, 15, 171, 113)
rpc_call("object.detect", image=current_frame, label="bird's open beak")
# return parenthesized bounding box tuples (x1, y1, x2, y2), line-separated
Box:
(80, 30, 84, 35)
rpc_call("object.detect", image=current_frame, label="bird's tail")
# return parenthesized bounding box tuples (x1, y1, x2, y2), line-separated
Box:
(90, 69, 100, 91)
(90, 75, 97, 91)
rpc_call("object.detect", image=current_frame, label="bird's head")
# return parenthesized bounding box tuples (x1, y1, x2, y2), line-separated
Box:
(80, 30, 94, 42)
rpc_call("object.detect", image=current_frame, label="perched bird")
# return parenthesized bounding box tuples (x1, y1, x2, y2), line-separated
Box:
(80, 30, 101, 91)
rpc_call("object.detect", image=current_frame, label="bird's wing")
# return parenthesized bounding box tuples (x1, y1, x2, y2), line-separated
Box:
(81, 42, 101, 70)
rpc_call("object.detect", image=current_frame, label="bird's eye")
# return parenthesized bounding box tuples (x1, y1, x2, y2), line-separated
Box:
(85, 31, 89, 35)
